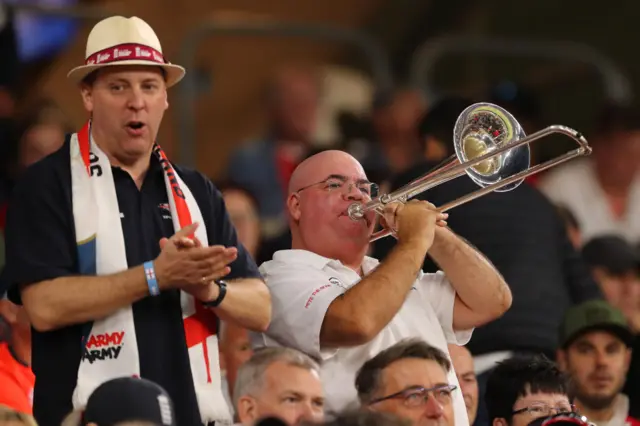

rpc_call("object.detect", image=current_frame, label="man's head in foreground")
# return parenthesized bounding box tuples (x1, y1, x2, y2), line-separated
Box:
(356, 338, 456, 426)
(234, 347, 325, 426)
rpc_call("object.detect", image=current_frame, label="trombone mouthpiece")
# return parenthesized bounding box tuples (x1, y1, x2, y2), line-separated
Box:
(347, 202, 365, 220)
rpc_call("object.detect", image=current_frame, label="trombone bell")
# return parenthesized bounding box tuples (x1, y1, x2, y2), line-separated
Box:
(347, 102, 592, 242)
(454, 103, 530, 193)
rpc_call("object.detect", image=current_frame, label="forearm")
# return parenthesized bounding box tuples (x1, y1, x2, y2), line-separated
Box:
(21, 266, 150, 332)
(322, 239, 428, 346)
(429, 227, 512, 324)
(210, 278, 271, 332)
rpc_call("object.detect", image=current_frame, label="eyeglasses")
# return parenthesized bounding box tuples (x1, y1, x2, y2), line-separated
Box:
(512, 402, 576, 417)
(368, 384, 458, 408)
(296, 174, 379, 199)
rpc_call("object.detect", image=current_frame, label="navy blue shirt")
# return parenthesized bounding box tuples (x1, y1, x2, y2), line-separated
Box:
(3, 138, 262, 426)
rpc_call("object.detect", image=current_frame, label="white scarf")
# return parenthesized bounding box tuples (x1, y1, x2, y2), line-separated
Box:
(69, 122, 231, 424)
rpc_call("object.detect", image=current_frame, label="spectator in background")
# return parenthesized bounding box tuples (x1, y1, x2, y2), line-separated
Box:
(556, 300, 640, 425)
(0, 98, 68, 234)
(485, 355, 573, 426)
(581, 236, 640, 331)
(538, 105, 640, 243)
(233, 347, 325, 426)
(218, 182, 261, 417)
(448, 344, 479, 425)
(367, 89, 426, 185)
(15, 99, 69, 172)
(488, 81, 543, 186)
(356, 339, 456, 426)
(372, 97, 601, 426)
(0, 296, 34, 415)
(218, 182, 262, 260)
(61, 377, 177, 426)
(226, 65, 321, 244)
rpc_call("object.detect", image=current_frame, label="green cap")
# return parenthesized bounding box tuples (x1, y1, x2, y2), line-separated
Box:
(559, 300, 633, 348)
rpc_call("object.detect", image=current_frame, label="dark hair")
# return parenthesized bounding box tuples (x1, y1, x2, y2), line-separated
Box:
(214, 180, 260, 210)
(485, 354, 569, 422)
(417, 96, 475, 156)
(595, 104, 640, 135)
(305, 410, 410, 426)
(355, 338, 451, 404)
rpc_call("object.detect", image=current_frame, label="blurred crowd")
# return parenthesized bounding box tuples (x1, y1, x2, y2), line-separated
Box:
(0, 10, 639, 426)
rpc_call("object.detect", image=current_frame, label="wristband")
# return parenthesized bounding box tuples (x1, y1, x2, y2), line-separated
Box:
(203, 280, 227, 307)
(143, 261, 160, 296)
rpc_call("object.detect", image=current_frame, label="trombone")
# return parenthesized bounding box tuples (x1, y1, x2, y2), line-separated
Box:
(347, 102, 592, 242)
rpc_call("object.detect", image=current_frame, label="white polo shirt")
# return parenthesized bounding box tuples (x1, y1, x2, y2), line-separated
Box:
(251, 249, 473, 426)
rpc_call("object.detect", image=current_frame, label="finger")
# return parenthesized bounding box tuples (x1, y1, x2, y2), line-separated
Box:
(436, 220, 447, 227)
(174, 237, 197, 249)
(211, 253, 238, 271)
(186, 245, 228, 261)
(437, 213, 449, 221)
(159, 237, 170, 250)
(204, 266, 231, 282)
(172, 222, 199, 241)
(382, 203, 402, 229)
(205, 251, 239, 273)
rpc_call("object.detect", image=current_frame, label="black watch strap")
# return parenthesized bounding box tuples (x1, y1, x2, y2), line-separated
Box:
(203, 280, 227, 307)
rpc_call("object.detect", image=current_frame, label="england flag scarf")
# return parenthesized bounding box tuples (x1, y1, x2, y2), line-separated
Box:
(69, 122, 231, 424)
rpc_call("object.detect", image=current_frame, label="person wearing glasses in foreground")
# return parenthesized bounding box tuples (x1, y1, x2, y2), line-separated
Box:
(355, 339, 458, 426)
(251, 150, 512, 425)
(485, 355, 574, 426)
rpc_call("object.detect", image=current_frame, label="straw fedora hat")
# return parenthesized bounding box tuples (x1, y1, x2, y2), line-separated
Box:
(67, 16, 185, 87)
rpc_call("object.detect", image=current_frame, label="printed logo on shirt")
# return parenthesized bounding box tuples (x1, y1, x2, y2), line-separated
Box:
(158, 203, 172, 220)
(82, 331, 125, 364)
(329, 277, 347, 290)
(305, 284, 331, 309)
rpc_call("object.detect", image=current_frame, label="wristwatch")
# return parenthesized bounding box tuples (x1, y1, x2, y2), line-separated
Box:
(203, 280, 227, 307)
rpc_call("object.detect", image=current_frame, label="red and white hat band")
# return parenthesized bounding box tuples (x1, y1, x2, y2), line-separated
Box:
(85, 43, 166, 66)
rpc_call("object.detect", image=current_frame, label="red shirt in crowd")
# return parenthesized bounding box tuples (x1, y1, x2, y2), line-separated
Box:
(0, 341, 35, 414)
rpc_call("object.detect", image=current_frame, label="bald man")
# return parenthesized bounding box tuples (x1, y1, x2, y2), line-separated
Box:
(448, 344, 478, 425)
(250, 150, 511, 425)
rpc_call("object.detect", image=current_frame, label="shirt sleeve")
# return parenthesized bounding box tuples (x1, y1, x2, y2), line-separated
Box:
(415, 270, 473, 345)
(204, 178, 262, 281)
(3, 158, 76, 305)
(259, 263, 346, 360)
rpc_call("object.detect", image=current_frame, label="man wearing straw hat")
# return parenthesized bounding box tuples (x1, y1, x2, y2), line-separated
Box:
(2, 15, 271, 426)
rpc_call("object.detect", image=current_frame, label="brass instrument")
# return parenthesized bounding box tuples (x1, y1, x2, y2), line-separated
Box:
(347, 102, 592, 242)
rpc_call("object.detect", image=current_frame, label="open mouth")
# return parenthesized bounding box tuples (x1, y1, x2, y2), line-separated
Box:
(126, 121, 145, 131)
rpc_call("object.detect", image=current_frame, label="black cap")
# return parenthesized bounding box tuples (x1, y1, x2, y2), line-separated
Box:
(582, 235, 639, 275)
(83, 377, 176, 426)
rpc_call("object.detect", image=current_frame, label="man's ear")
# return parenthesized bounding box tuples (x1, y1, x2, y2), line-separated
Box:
(80, 83, 94, 114)
(493, 418, 508, 426)
(237, 395, 259, 424)
(287, 193, 302, 221)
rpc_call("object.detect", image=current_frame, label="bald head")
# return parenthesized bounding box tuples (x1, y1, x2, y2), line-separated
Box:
(286, 149, 374, 266)
(288, 150, 366, 195)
